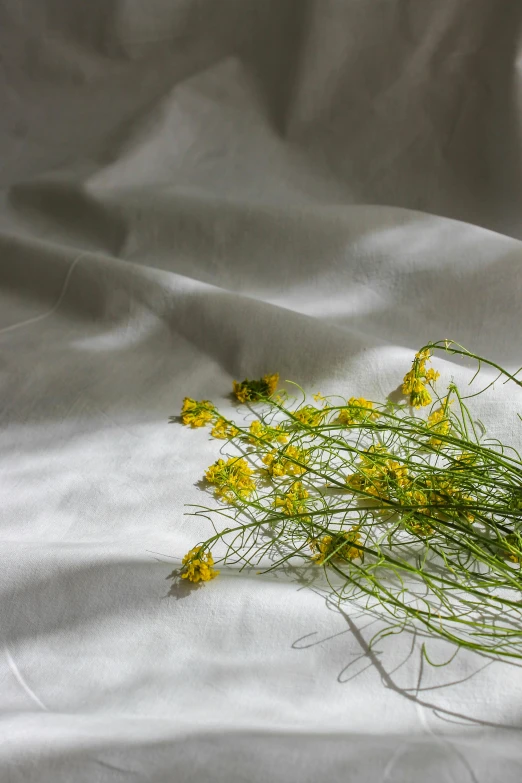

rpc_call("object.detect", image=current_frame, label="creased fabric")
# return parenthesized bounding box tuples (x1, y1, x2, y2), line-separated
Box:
(1, 2, 522, 781)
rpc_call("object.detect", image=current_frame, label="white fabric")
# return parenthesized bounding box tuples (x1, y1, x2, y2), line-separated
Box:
(1, 2, 522, 781)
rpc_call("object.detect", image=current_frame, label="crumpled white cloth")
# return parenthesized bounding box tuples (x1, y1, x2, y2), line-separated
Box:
(1, 2, 522, 781)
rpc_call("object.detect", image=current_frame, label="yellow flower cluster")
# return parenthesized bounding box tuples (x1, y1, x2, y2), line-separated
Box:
(427, 400, 451, 447)
(211, 418, 240, 440)
(205, 457, 256, 502)
(338, 397, 379, 426)
(403, 517, 434, 537)
(274, 481, 309, 517)
(453, 452, 477, 469)
(293, 405, 327, 428)
(425, 477, 475, 522)
(402, 349, 440, 408)
(310, 527, 362, 565)
(248, 420, 288, 445)
(398, 472, 475, 535)
(403, 487, 430, 514)
(181, 397, 216, 428)
(181, 547, 219, 583)
(345, 442, 476, 529)
(346, 449, 409, 499)
(262, 444, 308, 477)
(233, 373, 279, 403)
(401, 488, 433, 536)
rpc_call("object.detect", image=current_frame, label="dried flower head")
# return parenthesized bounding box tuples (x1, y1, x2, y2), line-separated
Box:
(233, 373, 279, 403)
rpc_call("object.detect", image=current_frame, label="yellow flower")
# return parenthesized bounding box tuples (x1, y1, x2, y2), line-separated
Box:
(274, 481, 309, 517)
(428, 408, 446, 426)
(415, 348, 431, 363)
(211, 418, 240, 440)
(338, 397, 379, 426)
(281, 445, 308, 476)
(384, 460, 409, 487)
(346, 472, 367, 492)
(401, 371, 416, 395)
(310, 527, 362, 565)
(427, 402, 450, 447)
(403, 488, 430, 515)
(293, 405, 326, 428)
(205, 457, 256, 502)
(248, 420, 288, 445)
(453, 452, 477, 468)
(180, 397, 216, 428)
(313, 392, 326, 403)
(460, 496, 475, 523)
(400, 487, 434, 535)
(346, 453, 408, 500)
(263, 373, 279, 395)
(262, 451, 286, 477)
(404, 517, 434, 537)
(233, 382, 250, 403)
(410, 381, 432, 409)
(249, 420, 265, 442)
(409, 474, 476, 524)
(181, 547, 219, 583)
(233, 373, 279, 403)
(275, 428, 289, 445)
(402, 348, 438, 407)
(262, 444, 308, 477)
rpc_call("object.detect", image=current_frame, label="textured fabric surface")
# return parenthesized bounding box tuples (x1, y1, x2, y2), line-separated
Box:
(1, 2, 522, 781)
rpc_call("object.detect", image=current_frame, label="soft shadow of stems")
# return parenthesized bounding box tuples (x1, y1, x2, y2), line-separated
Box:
(292, 593, 522, 732)
(162, 546, 522, 731)
(166, 553, 522, 732)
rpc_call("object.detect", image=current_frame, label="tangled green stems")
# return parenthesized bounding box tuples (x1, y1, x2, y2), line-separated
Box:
(175, 342, 522, 661)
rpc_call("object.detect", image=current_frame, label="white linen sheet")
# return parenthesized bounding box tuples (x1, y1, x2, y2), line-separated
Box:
(1, 2, 522, 781)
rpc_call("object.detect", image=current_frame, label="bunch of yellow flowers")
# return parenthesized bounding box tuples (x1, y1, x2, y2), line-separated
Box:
(172, 342, 522, 662)
(309, 528, 363, 565)
(262, 444, 308, 477)
(181, 547, 219, 583)
(232, 373, 279, 403)
(338, 397, 379, 426)
(274, 481, 309, 518)
(401, 348, 440, 408)
(180, 397, 215, 428)
(205, 456, 256, 503)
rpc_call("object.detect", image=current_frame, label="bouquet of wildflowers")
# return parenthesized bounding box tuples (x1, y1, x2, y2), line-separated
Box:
(173, 342, 522, 661)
